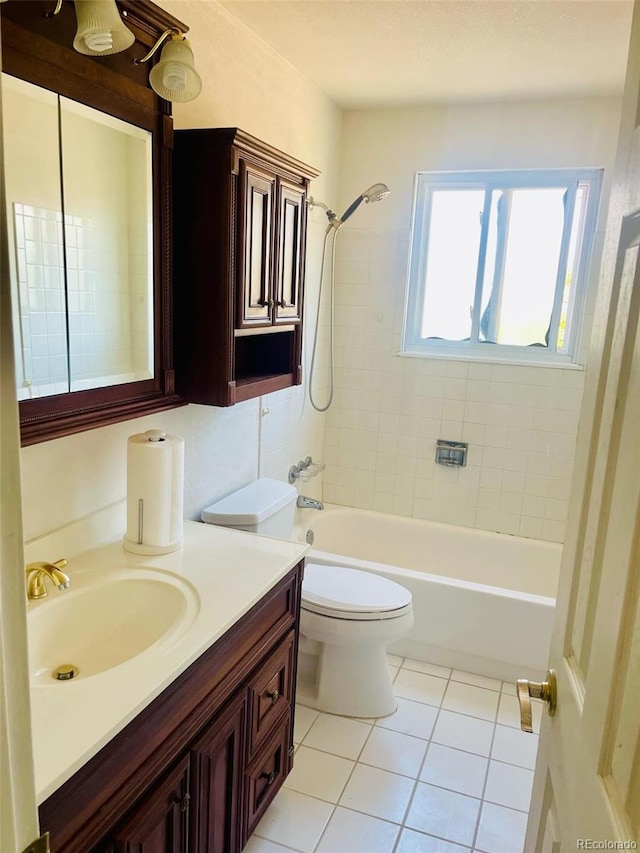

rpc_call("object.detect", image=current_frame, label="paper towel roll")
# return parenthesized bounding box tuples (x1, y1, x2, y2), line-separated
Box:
(123, 429, 184, 555)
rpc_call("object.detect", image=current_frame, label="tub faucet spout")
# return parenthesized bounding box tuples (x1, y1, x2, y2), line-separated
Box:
(297, 495, 324, 510)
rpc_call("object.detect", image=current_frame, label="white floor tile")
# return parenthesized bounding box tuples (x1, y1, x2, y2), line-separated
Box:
(254, 788, 333, 853)
(491, 724, 539, 770)
(402, 658, 452, 679)
(315, 806, 400, 853)
(244, 836, 297, 853)
(396, 828, 471, 853)
(432, 709, 495, 756)
(451, 670, 502, 692)
(283, 746, 354, 803)
(303, 713, 372, 760)
(359, 727, 428, 778)
(497, 693, 542, 733)
(270, 668, 535, 853)
(475, 801, 528, 853)
(405, 782, 481, 847)
(484, 761, 534, 812)
(389, 665, 400, 683)
(339, 763, 415, 823)
(376, 697, 438, 740)
(294, 705, 319, 744)
(420, 743, 488, 798)
(394, 669, 448, 706)
(442, 681, 500, 722)
(387, 654, 404, 667)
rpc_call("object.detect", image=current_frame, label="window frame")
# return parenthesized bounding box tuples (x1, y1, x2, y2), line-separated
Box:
(401, 168, 603, 366)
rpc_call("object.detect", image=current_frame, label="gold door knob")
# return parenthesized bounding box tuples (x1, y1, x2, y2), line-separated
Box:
(516, 669, 557, 733)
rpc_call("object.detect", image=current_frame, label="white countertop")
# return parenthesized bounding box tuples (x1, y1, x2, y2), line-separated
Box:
(28, 520, 308, 803)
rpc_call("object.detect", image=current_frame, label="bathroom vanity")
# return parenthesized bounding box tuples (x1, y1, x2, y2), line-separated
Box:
(28, 521, 307, 852)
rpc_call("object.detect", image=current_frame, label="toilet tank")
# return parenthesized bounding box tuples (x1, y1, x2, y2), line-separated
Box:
(201, 478, 297, 538)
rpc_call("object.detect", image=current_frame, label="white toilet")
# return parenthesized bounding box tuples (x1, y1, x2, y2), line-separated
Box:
(201, 478, 413, 718)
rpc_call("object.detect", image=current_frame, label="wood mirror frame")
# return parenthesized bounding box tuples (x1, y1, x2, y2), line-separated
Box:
(1, 0, 187, 446)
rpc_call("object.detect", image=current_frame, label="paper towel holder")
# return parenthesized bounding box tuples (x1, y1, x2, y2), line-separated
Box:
(123, 429, 185, 555)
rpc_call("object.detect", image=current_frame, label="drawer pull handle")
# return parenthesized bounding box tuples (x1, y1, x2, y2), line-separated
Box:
(266, 689, 280, 704)
(260, 770, 277, 785)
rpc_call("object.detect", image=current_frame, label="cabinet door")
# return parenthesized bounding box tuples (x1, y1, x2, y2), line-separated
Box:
(111, 755, 190, 853)
(238, 160, 276, 327)
(274, 180, 306, 325)
(189, 693, 246, 853)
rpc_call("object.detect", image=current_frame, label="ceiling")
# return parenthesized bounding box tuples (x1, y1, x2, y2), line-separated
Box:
(218, 0, 634, 109)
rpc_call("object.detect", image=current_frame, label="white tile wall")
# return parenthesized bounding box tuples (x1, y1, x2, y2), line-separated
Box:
(324, 228, 586, 542)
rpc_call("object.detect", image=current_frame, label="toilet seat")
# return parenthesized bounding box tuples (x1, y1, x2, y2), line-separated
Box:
(301, 563, 413, 621)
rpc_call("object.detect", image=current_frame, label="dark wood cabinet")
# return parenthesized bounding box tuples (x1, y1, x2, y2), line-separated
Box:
(189, 693, 246, 853)
(173, 128, 319, 406)
(1, 0, 188, 445)
(39, 561, 304, 853)
(110, 756, 191, 853)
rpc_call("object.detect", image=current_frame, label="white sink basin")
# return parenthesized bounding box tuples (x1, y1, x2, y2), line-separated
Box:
(28, 567, 200, 685)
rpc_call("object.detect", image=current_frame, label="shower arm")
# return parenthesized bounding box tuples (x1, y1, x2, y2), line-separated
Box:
(307, 196, 338, 225)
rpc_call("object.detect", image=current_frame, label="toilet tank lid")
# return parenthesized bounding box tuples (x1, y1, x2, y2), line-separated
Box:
(201, 478, 297, 526)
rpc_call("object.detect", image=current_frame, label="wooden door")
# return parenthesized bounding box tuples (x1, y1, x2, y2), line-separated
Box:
(111, 756, 190, 853)
(274, 179, 306, 324)
(189, 693, 246, 853)
(525, 209, 640, 849)
(238, 160, 275, 327)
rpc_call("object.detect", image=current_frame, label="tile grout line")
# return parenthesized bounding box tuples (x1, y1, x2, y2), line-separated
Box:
(469, 693, 501, 853)
(389, 665, 455, 853)
(308, 687, 386, 853)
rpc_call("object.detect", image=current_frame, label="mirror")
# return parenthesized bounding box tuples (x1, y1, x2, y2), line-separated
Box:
(0, 0, 187, 445)
(3, 74, 154, 400)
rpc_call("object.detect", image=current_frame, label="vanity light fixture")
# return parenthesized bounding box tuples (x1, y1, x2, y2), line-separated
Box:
(47, 0, 135, 56)
(134, 28, 202, 103)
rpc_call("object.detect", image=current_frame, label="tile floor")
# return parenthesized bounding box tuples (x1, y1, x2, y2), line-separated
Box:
(247, 656, 541, 853)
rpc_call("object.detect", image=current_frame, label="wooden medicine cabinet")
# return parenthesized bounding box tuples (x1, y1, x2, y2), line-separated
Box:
(173, 128, 320, 406)
(1, 0, 187, 445)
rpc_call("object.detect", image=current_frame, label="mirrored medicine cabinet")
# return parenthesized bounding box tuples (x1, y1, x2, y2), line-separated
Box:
(1, 0, 187, 445)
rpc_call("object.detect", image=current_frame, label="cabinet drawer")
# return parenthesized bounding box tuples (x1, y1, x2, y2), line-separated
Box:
(244, 713, 292, 842)
(248, 630, 295, 758)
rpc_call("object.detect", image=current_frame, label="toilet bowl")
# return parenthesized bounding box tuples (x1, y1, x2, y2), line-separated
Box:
(201, 479, 413, 718)
(299, 563, 413, 717)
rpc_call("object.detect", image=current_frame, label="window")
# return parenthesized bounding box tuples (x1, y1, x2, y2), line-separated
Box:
(402, 169, 602, 365)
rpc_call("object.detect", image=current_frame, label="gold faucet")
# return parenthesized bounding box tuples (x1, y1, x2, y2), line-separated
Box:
(25, 559, 70, 600)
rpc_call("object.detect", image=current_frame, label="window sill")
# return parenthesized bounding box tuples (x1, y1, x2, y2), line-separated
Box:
(397, 350, 585, 370)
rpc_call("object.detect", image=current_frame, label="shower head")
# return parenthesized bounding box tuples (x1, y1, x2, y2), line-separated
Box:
(362, 182, 391, 204)
(334, 182, 391, 228)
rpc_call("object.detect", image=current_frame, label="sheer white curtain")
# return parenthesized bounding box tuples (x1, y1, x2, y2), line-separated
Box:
(0, 33, 40, 853)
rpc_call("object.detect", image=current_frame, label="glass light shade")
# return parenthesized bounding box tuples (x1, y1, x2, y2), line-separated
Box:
(73, 0, 135, 56)
(148, 37, 202, 103)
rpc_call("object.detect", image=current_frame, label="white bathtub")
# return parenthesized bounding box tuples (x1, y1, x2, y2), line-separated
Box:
(296, 504, 561, 682)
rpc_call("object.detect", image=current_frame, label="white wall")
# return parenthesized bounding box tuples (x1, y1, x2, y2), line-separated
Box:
(325, 97, 622, 542)
(18, 0, 341, 545)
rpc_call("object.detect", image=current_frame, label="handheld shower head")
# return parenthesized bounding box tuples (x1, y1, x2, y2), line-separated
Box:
(362, 182, 391, 204)
(335, 182, 391, 228)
